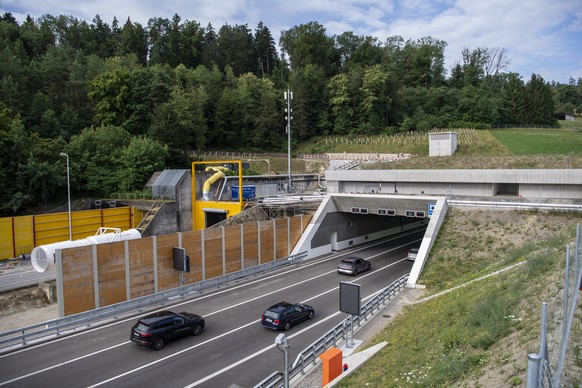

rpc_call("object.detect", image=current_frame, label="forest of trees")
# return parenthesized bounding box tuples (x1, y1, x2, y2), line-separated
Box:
(1, 12, 581, 216)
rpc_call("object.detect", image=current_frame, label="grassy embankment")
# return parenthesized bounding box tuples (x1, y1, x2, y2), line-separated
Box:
(337, 209, 582, 387)
(202, 120, 582, 173)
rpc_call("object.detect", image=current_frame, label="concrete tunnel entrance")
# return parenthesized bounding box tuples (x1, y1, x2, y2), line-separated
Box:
(291, 193, 448, 286)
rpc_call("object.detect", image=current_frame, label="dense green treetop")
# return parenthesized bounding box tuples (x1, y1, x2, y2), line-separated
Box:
(0, 11, 579, 216)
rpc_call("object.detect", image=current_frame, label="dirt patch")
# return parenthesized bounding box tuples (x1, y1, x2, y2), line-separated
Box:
(0, 286, 58, 332)
(0, 287, 51, 314)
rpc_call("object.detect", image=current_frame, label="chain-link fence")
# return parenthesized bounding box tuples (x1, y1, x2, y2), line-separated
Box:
(527, 224, 582, 388)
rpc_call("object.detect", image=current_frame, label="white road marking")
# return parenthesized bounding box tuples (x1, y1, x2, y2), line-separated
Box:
(88, 260, 408, 387)
(1, 232, 420, 359)
(0, 342, 128, 386)
(0, 234, 420, 386)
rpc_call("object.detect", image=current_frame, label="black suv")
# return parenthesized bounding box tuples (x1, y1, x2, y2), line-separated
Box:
(130, 310, 205, 350)
(337, 257, 371, 275)
(261, 302, 314, 331)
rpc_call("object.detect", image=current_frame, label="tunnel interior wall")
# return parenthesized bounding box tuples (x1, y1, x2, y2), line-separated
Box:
(311, 212, 427, 251)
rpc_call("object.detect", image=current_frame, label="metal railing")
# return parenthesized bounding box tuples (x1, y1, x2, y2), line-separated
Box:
(255, 273, 409, 388)
(448, 198, 582, 212)
(0, 252, 307, 353)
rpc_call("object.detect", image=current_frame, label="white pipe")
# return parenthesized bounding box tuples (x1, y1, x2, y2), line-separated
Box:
(31, 229, 142, 273)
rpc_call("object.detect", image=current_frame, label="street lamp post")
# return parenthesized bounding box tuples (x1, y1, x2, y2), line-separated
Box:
(275, 333, 290, 388)
(59, 152, 72, 240)
(284, 88, 293, 193)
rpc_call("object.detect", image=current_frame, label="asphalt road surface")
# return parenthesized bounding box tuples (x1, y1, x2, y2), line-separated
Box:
(0, 259, 55, 293)
(0, 228, 424, 388)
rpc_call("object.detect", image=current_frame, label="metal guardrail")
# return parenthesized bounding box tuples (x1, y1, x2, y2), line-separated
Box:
(0, 252, 308, 353)
(448, 199, 582, 212)
(255, 273, 409, 388)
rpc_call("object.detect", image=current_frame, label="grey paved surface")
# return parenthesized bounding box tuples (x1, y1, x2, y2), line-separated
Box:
(0, 257, 55, 292)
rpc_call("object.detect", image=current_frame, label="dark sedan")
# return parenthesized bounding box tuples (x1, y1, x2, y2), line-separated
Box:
(261, 302, 314, 331)
(337, 257, 371, 275)
(130, 310, 205, 350)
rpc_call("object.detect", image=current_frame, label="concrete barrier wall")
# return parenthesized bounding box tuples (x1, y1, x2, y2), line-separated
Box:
(57, 215, 310, 316)
(407, 198, 448, 287)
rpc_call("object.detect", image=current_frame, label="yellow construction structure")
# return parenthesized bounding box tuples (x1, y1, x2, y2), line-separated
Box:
(192, 160, 244, 230)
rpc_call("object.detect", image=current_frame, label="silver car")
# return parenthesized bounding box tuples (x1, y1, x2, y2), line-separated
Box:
(337, 257, 371, 275)
(406, 248, 419, 261)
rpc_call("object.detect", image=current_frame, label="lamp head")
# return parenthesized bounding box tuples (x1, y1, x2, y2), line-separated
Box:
(275, 333, 286, 345)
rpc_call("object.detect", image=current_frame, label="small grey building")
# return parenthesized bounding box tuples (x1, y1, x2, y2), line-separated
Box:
(429, 132, 457, 157)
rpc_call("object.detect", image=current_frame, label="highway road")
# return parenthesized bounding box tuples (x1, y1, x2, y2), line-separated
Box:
(0, 259, 55, 293)
(0, 228, 424, 388)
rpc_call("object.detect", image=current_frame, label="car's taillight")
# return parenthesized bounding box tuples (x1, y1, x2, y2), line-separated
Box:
(261, 315, 265, 320)
(274, 319, 280, 325)
(140, 332, 152, 338)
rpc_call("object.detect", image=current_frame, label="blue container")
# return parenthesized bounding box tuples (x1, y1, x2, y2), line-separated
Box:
(231, 185, 256, 200)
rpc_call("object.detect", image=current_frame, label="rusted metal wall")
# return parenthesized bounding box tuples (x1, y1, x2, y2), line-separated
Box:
(243, 223, 259, 268)
(128, 238, 155, 298)
(224, 224, 243, 274)
(155, 234, 181, 292)
(204, 228, 224, 279)
(182, 230, 203, 283)
(259, 220, 275, 264)
(59, 215, 310, 316)
(61, 245, 95, 316)
(96, 241, 127, 307)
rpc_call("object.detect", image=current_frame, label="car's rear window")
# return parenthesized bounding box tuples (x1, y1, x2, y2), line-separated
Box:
(135, 322, 150, 332)
(264, 310, 279, 319)
(340, 260, 353, 264)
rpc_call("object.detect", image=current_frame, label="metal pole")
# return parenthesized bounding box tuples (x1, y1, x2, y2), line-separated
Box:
(283, 337, 289, 388)
(527, 353, 541, 388)
(285, 87, 292, 193)
(350, 314, 354, 347)
(538, 302, 548, 386)
(561, 246, 570, 342)
(60, 152, 72, 240)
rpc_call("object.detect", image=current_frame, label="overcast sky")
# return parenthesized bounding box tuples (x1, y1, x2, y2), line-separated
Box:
(2, 0, 581, 84)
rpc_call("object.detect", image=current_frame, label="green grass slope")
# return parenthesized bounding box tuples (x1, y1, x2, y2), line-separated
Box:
(338, 209, 582, 387)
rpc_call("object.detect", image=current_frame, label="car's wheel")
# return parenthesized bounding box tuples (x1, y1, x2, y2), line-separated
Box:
(353, 269, 358, 275)
(284, 322, 291, 331)
(308, 311, 314, 319)
(192, 324, 203, 336)
(152, 337, 165, 351)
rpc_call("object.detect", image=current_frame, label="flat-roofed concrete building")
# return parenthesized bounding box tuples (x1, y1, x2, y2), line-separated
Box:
(325, 169, 582, 201)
